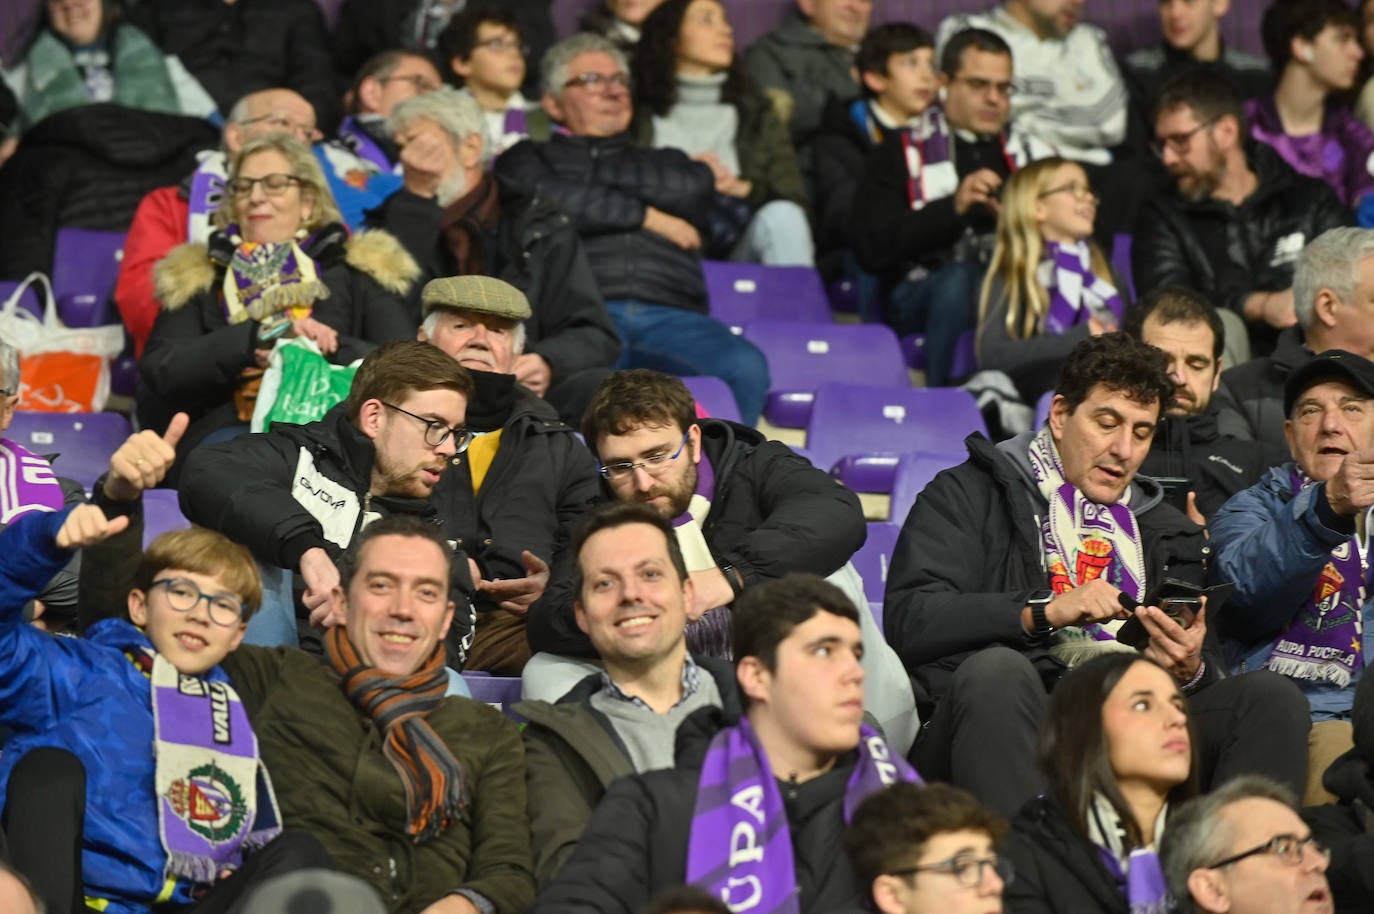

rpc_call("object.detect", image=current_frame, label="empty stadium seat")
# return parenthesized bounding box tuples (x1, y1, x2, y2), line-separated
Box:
(0, 280, 43, 320)
(51, 228, 126, 327)
(461, 673, 525, 721)
(743, 320, 908, 428)
(888, 451, 963, 524)
(682, 375, 741, 423)
(142, 489, 191, 547)
(703, 261, 832, 331)
(5, 411, 132, 490)
(805, 383, 985, 492)
(852, 521, 900, 605)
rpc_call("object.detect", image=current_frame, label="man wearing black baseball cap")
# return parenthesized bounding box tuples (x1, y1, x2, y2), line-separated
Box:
(1210, 349, 1374, 803)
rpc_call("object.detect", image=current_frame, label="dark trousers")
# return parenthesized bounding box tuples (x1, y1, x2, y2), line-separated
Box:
(911, 647, 1312, 817)
(3, 747, 333, 914)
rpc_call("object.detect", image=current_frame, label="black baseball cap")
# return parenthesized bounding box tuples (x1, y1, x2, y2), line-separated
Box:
(1283, 349, 1374, 416)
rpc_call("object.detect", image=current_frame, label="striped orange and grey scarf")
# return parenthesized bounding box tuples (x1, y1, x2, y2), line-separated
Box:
(325, 626, 467, 843)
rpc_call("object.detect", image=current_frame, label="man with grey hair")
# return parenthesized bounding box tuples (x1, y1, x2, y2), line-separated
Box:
(1216, 227, 1374, 448)
(1161, 776, 1333, 914)
(337, 49, 444, 174)
(367, 86, 619, 423)
(498, 34, 771, 425)
(417, 275, 601, 675)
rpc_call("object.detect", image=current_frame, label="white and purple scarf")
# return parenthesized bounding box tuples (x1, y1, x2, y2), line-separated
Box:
(672, 451, 732, 658)
(1089, 794, 1170, 914)
(1029, 426, 1145, 659)
(1264, 468, 1368, 687)
(186, 151, 230, 247)
(685, 717, 919, 913)
(1040, 240, 1123, 335)
(338, 115, 397, 173)
(220, 224, 329, 325)
(0, 439, 64, 525)
(149, 653, 281, 883)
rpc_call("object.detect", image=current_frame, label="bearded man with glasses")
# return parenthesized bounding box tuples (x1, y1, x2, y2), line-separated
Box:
(1134, 70, 1346, 359)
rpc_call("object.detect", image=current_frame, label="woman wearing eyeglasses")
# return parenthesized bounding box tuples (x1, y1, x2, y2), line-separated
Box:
(975, 157, 1125, 406)
(846, 782, 1011, 914)
(139, 133, 418, 471)
(1003, 653, 1196, 914)
(629, 0, 813, 267)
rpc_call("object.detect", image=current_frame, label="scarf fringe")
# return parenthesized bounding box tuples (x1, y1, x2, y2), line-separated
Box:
(1265, 657, 1354, 688)
(243, 280, 330, 322)
(165, 851, 221, 886)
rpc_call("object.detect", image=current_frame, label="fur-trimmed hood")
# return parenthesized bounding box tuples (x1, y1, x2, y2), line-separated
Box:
(152, 227, 420, 311)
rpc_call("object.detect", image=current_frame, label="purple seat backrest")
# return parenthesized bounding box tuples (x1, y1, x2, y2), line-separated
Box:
(142, 488, 191, 548)
(949, 329, 978, 382)
(703, 261, 832, 330)
(805, 382, 984, 479)
(852, 521, 901, 604)
(0, 281, 43, 320)
(461, 673, 525, 721)
(51, 228, 127, 327)
(888, 450, 962, 524)
(682, 375, 742, 423)
(5, 411, 132, 489)
(744, 320, 907, 392)
(1111, 233, 1136, 300)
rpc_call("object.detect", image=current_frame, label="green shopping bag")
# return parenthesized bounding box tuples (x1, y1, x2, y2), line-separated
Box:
(250, 338, 361, 432)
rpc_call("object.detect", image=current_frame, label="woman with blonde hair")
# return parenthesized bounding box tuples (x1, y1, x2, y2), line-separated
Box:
(976, 158, 1126, 404)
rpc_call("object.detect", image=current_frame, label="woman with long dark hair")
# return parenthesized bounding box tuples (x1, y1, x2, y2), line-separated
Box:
(1004, 653, 1197, 913)
(630, 0, 813, 266)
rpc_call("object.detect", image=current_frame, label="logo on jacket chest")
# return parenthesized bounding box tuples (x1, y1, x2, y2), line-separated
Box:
(292, 450, 361, 548)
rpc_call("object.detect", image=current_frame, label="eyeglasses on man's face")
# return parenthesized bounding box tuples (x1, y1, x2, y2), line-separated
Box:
(237, 112, 323, 144)
(151, 577, 246, 627)
(1150, 118, 1217, 159)
(1206, 833, 1330, 870)
(888, 853, 1014, 889)
(226, 173, 304, 198)
(382, 402, 474, 453)
(381, 73, 441, 93)
(598, 430, 691, 482)
(563, 71, 630, 95)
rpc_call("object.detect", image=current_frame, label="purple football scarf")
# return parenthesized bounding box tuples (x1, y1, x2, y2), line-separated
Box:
(186, 152, 229, 246)
(0, 439, 65, 525)
(673, 450, 730, 657)
(1264, 468, 1368, 687)
(901, 108, 958, 211)
(338, 115, 396, 173)
(1089, 795, 1170, 914)
(1028, 426, 1145, 644)
(1043, 241, 1123, 335)
(685, 718, 920, 913)
(150, 653, 281, 884)
(219, 225, 330, 325)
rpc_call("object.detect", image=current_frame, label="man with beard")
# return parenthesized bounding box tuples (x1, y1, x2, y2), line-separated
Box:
(526, 369, 918, 754)
(417, 276, 600, 675)
(1133, 70, 1346, 359)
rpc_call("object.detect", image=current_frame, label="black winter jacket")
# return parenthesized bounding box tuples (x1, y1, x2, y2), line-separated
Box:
(495, 132, 715, 313)
(1003, 795, 1129, 914)
(528, 419, 866, 657)
(1212, 325, 1311, 447)
(1305, 749, 1374, 914)
(364, 176, 621, 379)
(1138, 405, 1288, 519)
(178, 406, 478, 657)
(1132, 142, 1347, 345)
(883, 432, 1210, 708)
(528, 706, 870, 914)
(810, 95, 895, 267)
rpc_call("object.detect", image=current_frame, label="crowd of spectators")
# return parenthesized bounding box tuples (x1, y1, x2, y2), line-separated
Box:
(7, 0, 1374, 913)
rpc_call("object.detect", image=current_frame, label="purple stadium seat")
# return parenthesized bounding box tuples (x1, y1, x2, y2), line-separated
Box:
(5, 411, 131, 490)
(888, 450, 963, 524)
(901, 333, 927, 372)
(805, 382, 985, 492)
(703, 261, 832, 331)
(0, 280, 43, 320)
(852, 521, 900, 605)
(1111, 233, 1136, 300)
(142, 488, 191, 548)
(682, 375, 741, 423)
(827, 277, 859, 314)
(1035, 390, 1055, 429)
(949, 329, 978, 382)
(51, 228, 126, 327)
(743, 320, 908, 428)
(461, 673, 525, 721)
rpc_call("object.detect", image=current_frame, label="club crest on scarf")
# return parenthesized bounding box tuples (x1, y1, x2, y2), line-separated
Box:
(220, 225, 329, 326)
(167, 762, 248, 844)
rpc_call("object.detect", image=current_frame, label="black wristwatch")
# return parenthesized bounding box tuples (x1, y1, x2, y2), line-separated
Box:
(1026, 589, 1055, 638)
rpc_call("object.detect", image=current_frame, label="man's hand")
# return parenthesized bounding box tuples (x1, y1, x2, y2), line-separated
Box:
(477, 551, 550, 615)
(301, 548, 343, 627)
(953, 168, 1003, 216)
(1042, 579, 1129, 629)
(687, 566, 735, 622)
(1243, 289, 1297, 329)
(1324, 449, 1374, 516)
(1185, 491, 1207, 527)
(289, 316, 339, 355)
(397, 120, 459, 199)
(514, 353, 552, 397)
(643, 206, 701, 250)
(103, 413, 188, 502)
(417, 895, 482, 914)
(1140, 601, 1207, 682)
(56, 504, 130, 550)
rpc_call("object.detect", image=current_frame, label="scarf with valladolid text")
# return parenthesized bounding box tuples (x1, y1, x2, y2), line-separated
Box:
(325, 625, 467, 843)
(1029, 425, 1145, 661)
(1264, 468, 1368, 687)
(149, 652, 281, 884)
(1041, 240, 1123, 335)
(0, 439, 65, 525)
(219, 224, 329, 325)
(685, 717, 920, 913)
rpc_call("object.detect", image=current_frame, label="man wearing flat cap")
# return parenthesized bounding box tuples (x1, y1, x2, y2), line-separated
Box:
(419, 276, 601, 674)
(1211, 349, 1374, 804)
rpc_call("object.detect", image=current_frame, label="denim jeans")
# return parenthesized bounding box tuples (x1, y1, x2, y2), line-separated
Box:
(244, 562, 299, 647)
(606, 300, 770, 425)
(889, 260, 984, 386)
(730, 199, 815, 267)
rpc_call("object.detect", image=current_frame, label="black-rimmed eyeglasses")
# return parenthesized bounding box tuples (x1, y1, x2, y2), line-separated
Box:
(598, 430, 691, 481)
(383, 402, 474, 453)
(151, 578, 246, 627)
(888, 854, 1014, 888)
(1206, 834, 1330, 870)
(226, 173, 304, 197)
(1150, 118, 1217, 159)
(563, 71, 630, 94)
